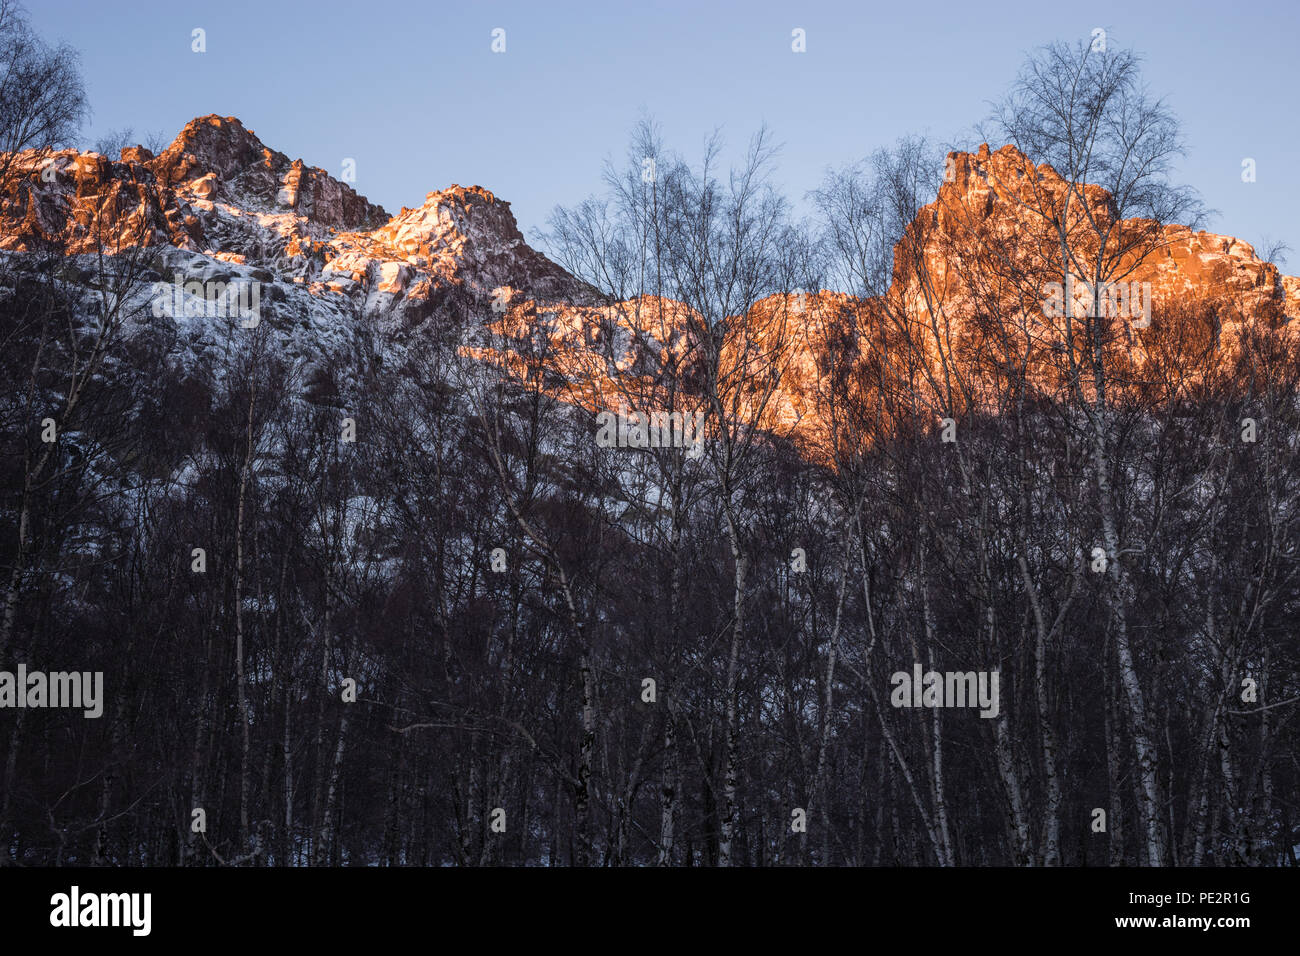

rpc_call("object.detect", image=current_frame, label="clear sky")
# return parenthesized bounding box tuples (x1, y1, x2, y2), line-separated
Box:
(31, 0, 1300, 266)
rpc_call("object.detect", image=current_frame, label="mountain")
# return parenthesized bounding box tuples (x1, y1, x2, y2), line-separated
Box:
(4, 112, 1298, 872)
(2, 115, 1296, 454)
(906, 143, 1298, 325)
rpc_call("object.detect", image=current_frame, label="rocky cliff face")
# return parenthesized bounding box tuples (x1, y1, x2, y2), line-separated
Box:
(322, 183, 597, 327)
(150, 114, 388, 231)
(1, 119, 1295, 455)
(901, 143, 1295, 324)
(0, 115, 388, 258)
(0, 115, 599, 336)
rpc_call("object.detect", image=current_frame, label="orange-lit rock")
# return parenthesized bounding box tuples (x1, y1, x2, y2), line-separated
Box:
(1, 122, 1295, 465)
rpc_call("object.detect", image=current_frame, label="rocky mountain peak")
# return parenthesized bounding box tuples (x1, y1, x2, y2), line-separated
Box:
(150, 115, 270, 186)
(1, 120, 1296, 432)
(905, 142, 1297, 324)
(149, 114, 387, 231)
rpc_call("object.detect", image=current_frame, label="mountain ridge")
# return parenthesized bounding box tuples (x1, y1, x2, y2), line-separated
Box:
(1, 114, 1296, 458)
(3, 114, 1295, 322)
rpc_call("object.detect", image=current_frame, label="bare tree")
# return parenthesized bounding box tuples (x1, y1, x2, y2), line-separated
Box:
(981, 38, 1206, 867)
(0, 0, 86, 194)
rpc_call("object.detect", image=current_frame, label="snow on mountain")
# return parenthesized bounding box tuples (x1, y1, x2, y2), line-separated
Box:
(1, 117, 1297, 460)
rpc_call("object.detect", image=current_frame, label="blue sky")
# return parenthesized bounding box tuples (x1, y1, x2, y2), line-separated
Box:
(32, 0, 1300, 265)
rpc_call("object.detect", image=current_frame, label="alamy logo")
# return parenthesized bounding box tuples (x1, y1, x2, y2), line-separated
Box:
(151, 273, 261, 327)
(50, 886, 151, 936)
(890, 664, 1000, 718)
(0, 666, 103, 718)
(595, 407, 705, 459)
(1041, 275, 1151, 328)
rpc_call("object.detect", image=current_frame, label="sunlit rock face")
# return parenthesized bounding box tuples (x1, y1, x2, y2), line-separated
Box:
(902, 143, 1294, 324)
(1, 122, 1295, 461)
(150, 114, 388, 230)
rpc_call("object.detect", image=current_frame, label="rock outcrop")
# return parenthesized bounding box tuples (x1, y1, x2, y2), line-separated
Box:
(0, 120, 1295, 459)
(902, 143, 1295, 323)
(150, 115, 388, 231)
